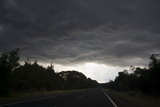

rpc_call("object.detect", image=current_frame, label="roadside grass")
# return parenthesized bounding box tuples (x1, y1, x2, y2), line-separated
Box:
(106, 89, 160, 107)
(12, 89, 84, 97)
(0, 89, 86, 103)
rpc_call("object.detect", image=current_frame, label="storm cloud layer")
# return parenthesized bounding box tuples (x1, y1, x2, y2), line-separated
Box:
(0, 0, 160, 67)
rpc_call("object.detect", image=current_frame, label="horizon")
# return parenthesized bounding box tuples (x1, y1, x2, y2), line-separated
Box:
(20, 59, 147, 83)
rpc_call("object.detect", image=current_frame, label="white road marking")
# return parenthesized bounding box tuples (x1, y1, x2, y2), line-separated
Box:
(102, 89, 118, 107)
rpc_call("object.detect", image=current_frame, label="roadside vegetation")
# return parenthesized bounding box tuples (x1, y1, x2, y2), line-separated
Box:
(0, 89, 88, 105)
(107, 89, 160, 107)
(102, 54, 160, 106)
(0, 89, 86, 101)
(103, 54, 160, 96)
(0, 49, 98, 97)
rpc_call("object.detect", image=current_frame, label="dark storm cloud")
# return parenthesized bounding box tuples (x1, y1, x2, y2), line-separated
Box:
(0, 0, 160, 67)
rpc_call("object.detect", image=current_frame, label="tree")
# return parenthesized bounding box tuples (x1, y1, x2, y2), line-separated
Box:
(13, 60, 46, 91)
(59, 71, 89, 89)
(45, 63, 63, 90)
(0, 49, 20, 96)
(149, 54, 160, 69)
(105, 54, 160, 95)
(149, 54, 160, 93)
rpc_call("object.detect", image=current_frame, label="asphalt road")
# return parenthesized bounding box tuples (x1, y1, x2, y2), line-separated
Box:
(0, 88, 116, 107)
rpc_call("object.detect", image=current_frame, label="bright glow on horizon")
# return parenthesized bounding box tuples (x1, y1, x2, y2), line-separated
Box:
(22, 61, 127, 83)
(46, 62, 127, 83)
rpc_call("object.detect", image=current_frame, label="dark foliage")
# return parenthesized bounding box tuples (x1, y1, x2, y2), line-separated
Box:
(59, 71, 88, 89)
(58, 71, 98, 89)
(0, 49, 20, 96)
(103, 54, 160, 95)
(0, 49, 98, 96)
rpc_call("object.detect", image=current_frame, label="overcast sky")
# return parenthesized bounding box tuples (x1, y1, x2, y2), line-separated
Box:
(0, 0, 160, 83)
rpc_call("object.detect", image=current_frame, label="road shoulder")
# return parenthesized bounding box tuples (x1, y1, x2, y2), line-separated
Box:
(105, 89, 160, 107)
(104, 90, 139, 107)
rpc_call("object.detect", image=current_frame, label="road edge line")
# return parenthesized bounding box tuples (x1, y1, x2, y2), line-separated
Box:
(102, 89, 118, 107)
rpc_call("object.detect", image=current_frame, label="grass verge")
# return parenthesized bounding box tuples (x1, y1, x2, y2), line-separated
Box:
(106, 89, 160, 107)
(0, 89, 86, 105)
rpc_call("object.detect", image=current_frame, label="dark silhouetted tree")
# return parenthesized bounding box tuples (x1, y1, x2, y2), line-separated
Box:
(0, 49, 20, 96)
(58, 71, 98, 89)
(104, 54, 160, 95)
(1, 49, 99, 96)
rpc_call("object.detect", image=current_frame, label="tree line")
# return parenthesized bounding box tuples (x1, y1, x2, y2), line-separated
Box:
(0, 49, 98, 97)
(103, 54, 160, 95)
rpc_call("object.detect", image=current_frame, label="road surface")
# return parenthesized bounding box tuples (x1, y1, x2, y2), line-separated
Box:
(0, 88, 116, 107)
